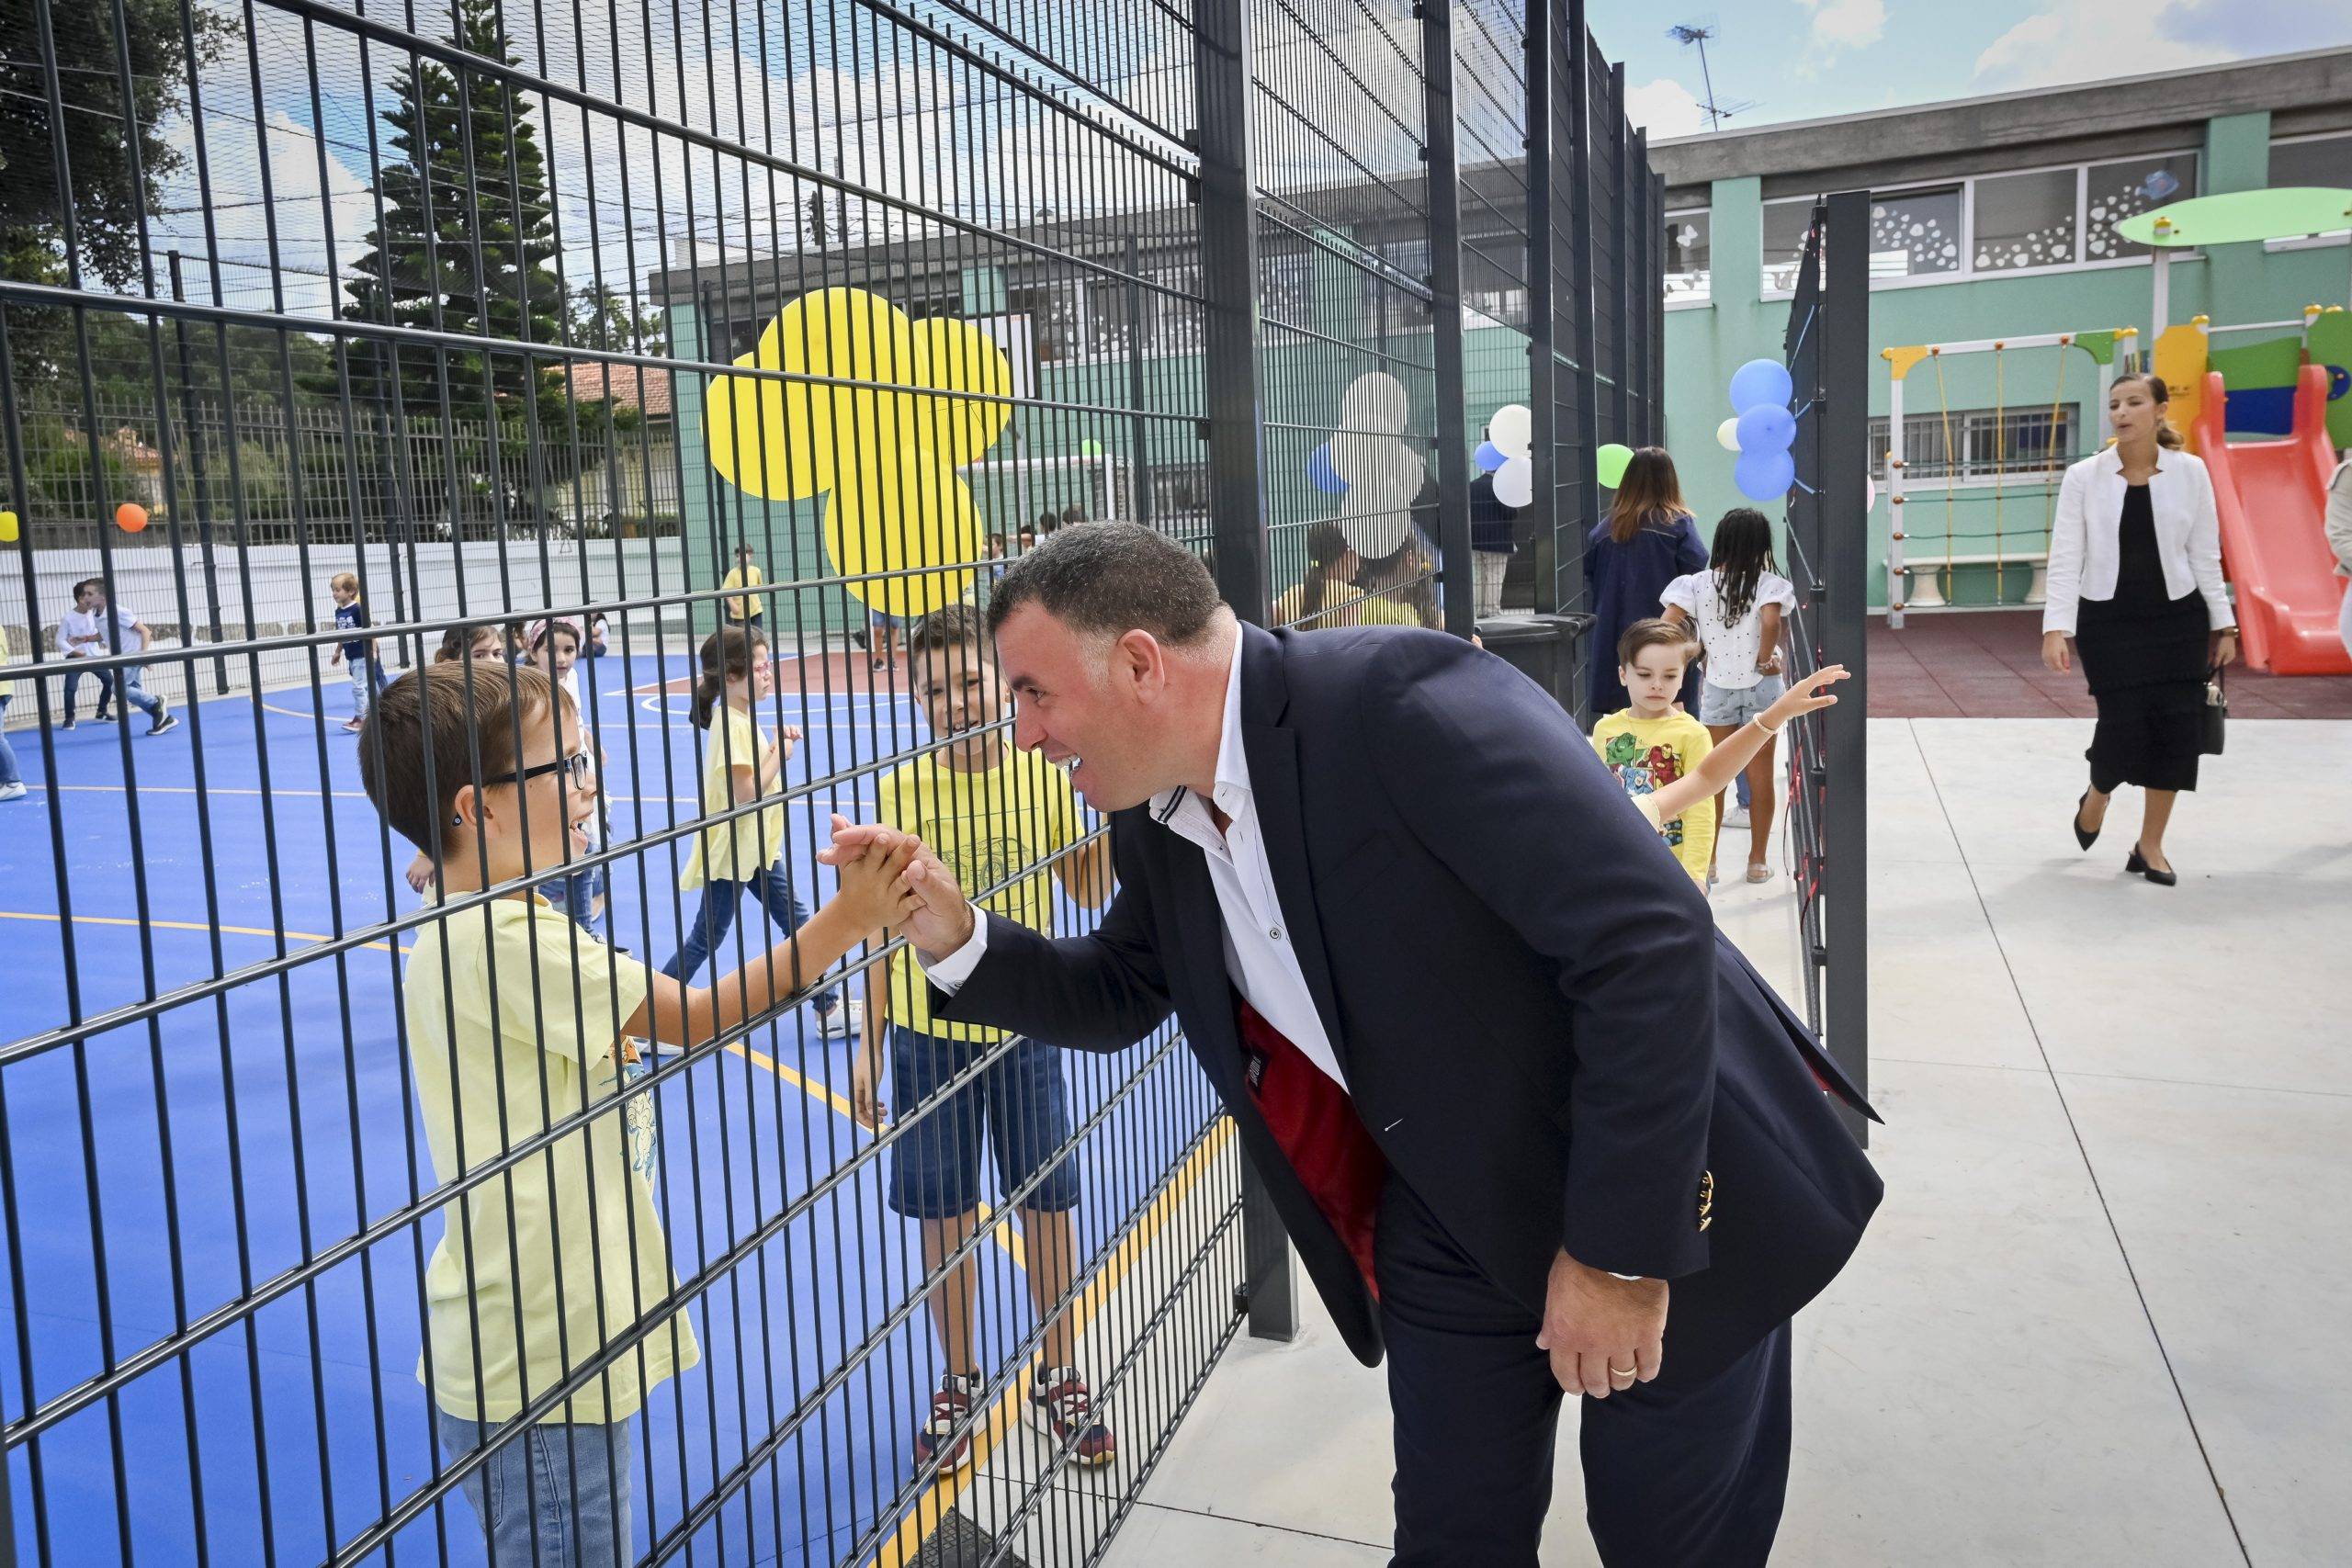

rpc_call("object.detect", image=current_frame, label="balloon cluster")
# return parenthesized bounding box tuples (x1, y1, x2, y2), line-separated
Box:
(1474, 409, 1634, 494)
(1716, 357, 1795, 502)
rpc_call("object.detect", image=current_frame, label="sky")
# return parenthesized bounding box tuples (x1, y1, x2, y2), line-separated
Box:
(1590, 0, 2352, 141)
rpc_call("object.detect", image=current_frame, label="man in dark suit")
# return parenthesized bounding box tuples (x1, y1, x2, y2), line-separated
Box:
(826, 524, 1880, 1565)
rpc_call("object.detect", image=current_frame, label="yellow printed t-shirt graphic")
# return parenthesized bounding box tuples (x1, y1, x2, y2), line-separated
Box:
(879, 743, 1084, 1043)
(705, 287, 1014, 621)
(403, 897, 698, 1424)
(683, 705, 787, 889)
(1590, 709, 1717, 887)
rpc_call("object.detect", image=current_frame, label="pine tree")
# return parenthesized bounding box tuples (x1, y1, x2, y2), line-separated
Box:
(334, 0, 574, 503)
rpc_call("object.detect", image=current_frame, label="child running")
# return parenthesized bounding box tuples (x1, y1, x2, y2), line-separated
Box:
(661, 626, 857, 1038)
(326, 571, 387, 734)
(359, 659, 915, 1568)
(57, 577, 175, 735)
(852, 603, 1117, 1474)
(1590, 618, 1716, 889)
(1660, 508, 1799, 884)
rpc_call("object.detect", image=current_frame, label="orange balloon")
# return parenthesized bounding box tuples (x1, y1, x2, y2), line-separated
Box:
(115, 502, 149, 534)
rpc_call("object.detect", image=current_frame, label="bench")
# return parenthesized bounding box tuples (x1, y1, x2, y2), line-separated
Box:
(1891, 551, 2048, 610)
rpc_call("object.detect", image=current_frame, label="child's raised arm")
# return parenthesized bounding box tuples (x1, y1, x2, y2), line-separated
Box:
(1644, 666, 1849, 824)
(628, 838, 919, 1048)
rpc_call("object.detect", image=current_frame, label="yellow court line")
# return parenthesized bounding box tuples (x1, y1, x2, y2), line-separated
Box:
(0, 908, 408, 955)
(872, 1119, 1237, 1568)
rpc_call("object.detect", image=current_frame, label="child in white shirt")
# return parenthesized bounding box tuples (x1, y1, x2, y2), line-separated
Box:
(1661, 509, 1795, 884)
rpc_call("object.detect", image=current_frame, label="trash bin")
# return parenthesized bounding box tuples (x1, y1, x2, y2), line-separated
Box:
(1475, 612, 1595, 719)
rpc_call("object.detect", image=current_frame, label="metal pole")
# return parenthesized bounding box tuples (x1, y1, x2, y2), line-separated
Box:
(1819, 189, 1873, 1145)
(1421, 0, 1474, 640)
(167, 251, 229, 694)
(1193, 0, 1292, 1340)
(1611, 66, 1634, 448)
(1885, 363, 1907, 630)
(1524, 5, 1557, 615)
(1126, 233, 1152, 526)
(1566, 2, 1599, 624)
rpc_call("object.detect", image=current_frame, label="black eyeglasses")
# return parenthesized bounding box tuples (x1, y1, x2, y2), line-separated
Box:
(487, 751, 594, 788)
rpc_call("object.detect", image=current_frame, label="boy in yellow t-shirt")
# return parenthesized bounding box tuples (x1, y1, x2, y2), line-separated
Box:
(1590, 618, 1717, 888)
(852, 602, 1118, 1474)
(361, 659, 914, 1566)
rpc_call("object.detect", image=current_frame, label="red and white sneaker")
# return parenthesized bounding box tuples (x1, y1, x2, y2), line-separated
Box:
(1029, 1365, 1115, 1468)
(913, 1370, 982, 1472)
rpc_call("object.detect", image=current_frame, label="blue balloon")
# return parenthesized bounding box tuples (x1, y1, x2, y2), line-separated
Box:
(1734, 447, 1796, 502)
(1735, 403, 1796, 454)
(1728, 357, 1792, 415)
(1307, 443, 1348, 495)
(1473, 439, 1507, 473)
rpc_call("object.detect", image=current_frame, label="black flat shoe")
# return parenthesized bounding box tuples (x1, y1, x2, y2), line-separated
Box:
(2073, 792, 2099, 852)
(2125, 848, 2177, 886)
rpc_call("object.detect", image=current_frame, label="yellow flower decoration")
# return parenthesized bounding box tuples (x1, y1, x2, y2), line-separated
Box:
(706, 287, 1015, 619)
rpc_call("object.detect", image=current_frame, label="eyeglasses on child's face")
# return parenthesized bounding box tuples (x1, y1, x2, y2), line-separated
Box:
(488, 751, 594, 789)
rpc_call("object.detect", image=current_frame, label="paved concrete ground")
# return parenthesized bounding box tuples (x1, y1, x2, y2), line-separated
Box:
(1100, 716, 2351, 1567)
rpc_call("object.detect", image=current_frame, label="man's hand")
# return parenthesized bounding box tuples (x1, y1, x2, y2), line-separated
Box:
(821, 816, 976, 961)
(1534, 1250, 1668, 1399)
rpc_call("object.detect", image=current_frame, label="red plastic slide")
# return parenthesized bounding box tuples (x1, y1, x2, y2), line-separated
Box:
(2195, 365, 2351, 674)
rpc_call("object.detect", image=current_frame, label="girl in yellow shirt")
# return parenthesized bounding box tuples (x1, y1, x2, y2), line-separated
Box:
(660, 626, 856, 1035)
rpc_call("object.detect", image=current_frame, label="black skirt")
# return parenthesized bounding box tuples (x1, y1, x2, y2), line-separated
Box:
(2075, 487, 2208, 792)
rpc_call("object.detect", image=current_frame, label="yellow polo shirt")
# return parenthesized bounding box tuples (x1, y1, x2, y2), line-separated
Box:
(403, 896, 697, 1423)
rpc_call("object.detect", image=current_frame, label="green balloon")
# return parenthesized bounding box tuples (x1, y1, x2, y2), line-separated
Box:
(1080, 438, 1104, 457)
(1596, 442, 1635, 488)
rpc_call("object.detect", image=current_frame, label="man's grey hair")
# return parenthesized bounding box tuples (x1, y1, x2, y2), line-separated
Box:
(985, 521, 1226, 646)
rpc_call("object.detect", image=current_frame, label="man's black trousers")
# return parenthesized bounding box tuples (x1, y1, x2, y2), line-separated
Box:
(1377, 1177, 1793, 1566)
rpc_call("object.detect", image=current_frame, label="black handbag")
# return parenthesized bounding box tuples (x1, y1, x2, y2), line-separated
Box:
(2199, 663, 2227, 756)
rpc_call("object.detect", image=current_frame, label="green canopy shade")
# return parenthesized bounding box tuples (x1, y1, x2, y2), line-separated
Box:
(2117, 186, 2352, 248)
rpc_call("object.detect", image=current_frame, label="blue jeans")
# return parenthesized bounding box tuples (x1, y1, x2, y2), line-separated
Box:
(347, 653, 389, 718)
(0, 696, 19, 790)
(64, 665, 163, 720)
(660, 865, 840, 1013)
(886, 1025, 1080, 1220)
(544, 863, 608, 938)
(435, 1408, 632, 1568)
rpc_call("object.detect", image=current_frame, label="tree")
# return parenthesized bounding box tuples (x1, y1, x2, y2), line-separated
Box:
(0, 0, 226, 380)
(334, 0, 571, 495)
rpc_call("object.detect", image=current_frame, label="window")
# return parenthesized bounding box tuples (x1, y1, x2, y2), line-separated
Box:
(2267, 134, 2352, 243)
(1973, 169, 2079, 272)
(2085, 153, 2199, 260)
(1864, 187, 1963, 280)
(1761, 198, 1814, 294)
(1869, 405, 2080, 484)
(1665, 210, 1710, 303)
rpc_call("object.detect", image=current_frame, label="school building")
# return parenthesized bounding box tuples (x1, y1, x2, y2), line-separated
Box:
(1653, 46, 2352, 610)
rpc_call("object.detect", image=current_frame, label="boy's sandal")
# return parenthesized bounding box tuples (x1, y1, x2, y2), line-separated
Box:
(1746, 864, 1774, 884)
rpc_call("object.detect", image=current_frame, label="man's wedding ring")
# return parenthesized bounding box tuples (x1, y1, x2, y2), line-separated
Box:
(1607, 1363, 1637, 1381)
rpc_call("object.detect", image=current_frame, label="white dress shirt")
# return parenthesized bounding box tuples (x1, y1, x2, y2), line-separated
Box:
(2041, 446, 2234, 637)
(922, 629, 1351, 1090)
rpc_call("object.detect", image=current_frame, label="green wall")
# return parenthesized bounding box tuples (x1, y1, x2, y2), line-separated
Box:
(1662, 111, 2352, 607)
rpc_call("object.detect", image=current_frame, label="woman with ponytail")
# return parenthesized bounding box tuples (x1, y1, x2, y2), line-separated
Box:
(2042, 372, 2236, 886)
(662, 626, 854, 1032)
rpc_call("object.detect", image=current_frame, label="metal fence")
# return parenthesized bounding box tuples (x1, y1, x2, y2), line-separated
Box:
(1776, 194, 1871, 1137)
(0, 0, 1661, 1562)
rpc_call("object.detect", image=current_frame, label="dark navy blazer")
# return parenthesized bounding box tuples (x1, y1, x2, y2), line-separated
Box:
(937, 622, 1881, 1387)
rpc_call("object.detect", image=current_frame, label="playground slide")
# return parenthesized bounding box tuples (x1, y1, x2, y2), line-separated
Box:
(2194, 366, 2352, 675)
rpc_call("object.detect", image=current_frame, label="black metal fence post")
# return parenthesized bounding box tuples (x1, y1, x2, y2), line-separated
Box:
(1820, 188, 1873, 1143)
(166, 251, 229, 694)
(1525, 11, 1558, 616)
(1566, 6, 1600, 632)
(1420, 0, 1474, 641)
(1193, 0, 1292, 1342)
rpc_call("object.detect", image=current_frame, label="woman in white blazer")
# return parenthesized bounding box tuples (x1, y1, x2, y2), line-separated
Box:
(2041, 373, 2236, 886)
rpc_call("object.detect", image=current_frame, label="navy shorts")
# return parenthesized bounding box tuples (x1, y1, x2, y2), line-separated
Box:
(887, 1025, 1080, 1220)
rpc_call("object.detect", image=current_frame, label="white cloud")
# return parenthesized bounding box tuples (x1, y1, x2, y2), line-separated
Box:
(1973, 0, 2221, 91)
(1795, 0, 1886, 51)
(1624, 77, 1712, 140)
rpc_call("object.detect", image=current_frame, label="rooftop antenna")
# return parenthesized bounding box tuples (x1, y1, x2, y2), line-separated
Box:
(1667, 24, 1757, 131)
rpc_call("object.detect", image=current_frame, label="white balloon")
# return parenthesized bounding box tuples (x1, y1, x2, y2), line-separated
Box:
(1487, 404, 1532, 458)
(1492, 455, 1534, 508)
(1716, 416, 1743, 452)
(1329, 369, 1424, 558)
